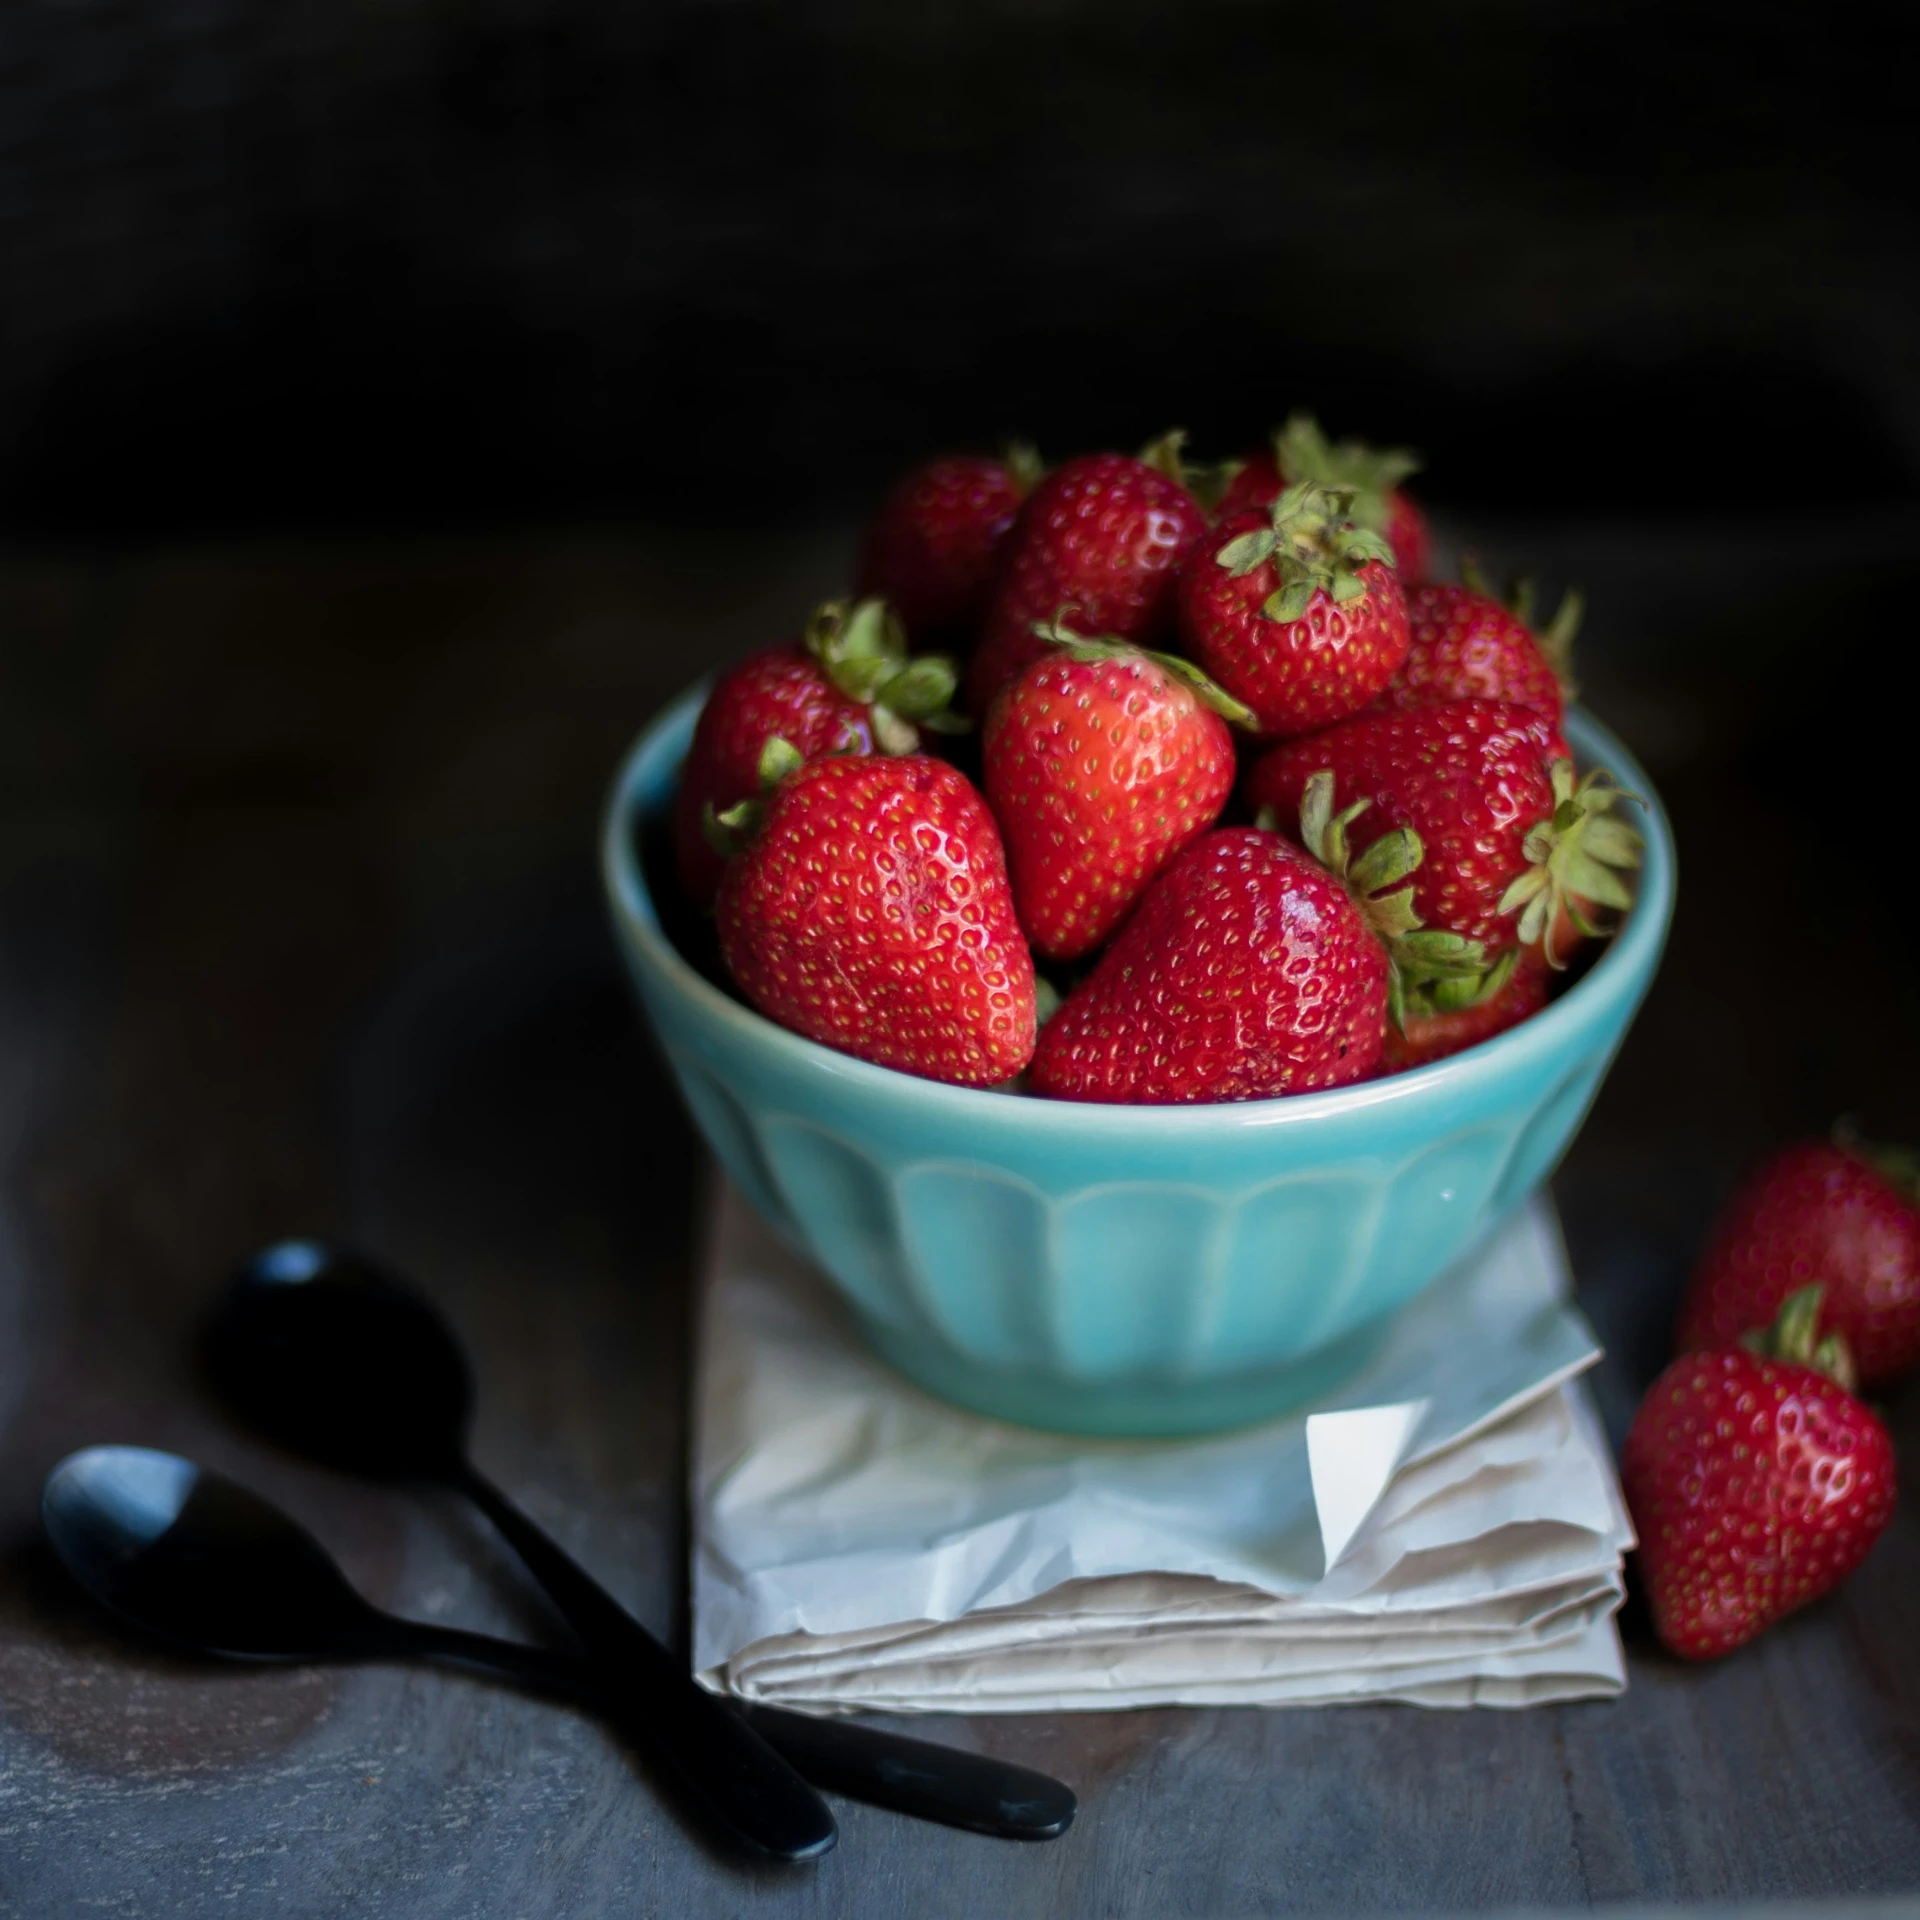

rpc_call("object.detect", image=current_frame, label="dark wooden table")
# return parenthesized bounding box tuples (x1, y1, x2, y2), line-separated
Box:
(5, 516, 1920, 1917)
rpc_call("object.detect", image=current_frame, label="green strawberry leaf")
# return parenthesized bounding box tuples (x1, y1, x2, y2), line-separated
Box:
(756, 735, 805, 786)
(1217, 530, 1277, 575)
(1264, 578, 1316, 623)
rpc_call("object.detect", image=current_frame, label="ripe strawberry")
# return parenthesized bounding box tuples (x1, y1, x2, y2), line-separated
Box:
(1676, 1138, 1920, 1389)
(1248, 700, 1641, 968)
(674, 597, 962, 906)
(1623, 1288, 1896, 1660)
(1216, 413, 1432, 583)
(1379, 949, 1550, 1074)
(1380, 570, 1580, 727)
(1177, 482, 1410, 738)
(856, 446, 1040, 639)
(1028, 826, 1397, 1104)
(983, 624, 1251, 962)
(966, 438, 1208, 714)
(716, 754, 1035, 1087)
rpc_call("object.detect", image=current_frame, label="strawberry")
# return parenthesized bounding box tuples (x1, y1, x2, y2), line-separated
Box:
(1177, 481, 1410, 738)
(1027, 821, 1410, 1104)
(673, 597, 962, 906)
(1247, 700, 1641, 970)
(1676, 1137, 1920, 1389)
(1380, 568, 1580, 727)
(716, 753, 1035, 1087)
(965, 437, 1208, 714)
(1379, 949, 1550, 1074)
(982, 624, 1251, 962)
(1216, 413, 1432, 583)
(1623, 1288, 1896, 1660)
(856, 446, 1040, 639)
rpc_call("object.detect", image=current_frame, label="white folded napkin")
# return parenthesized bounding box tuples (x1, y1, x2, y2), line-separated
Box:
(691, 1179, 1632, 1712)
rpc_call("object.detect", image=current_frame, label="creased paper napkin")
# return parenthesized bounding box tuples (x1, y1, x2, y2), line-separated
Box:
(692, 1181, 1632, 1712)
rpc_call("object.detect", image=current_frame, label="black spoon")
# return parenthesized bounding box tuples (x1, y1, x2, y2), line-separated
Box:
(42, 1446, 873, 1835)
(43, 1444, 604, 1687)
(203, 1241, 1075, 1843)
(198, 1247, 834, 1864)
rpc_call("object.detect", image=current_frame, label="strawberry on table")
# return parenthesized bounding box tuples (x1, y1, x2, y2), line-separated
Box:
(966, 436, 1208, 715)
(1623, 1288, 1897, 1660)
(1177, 480, 1410, 738)
(673, 597, 962, 907)
(1676, 1136, 1920, 1389)
(1027, 777, 1460, 1104)
(857, 446, 1041, 640)
(716, 754, 1035, 1087)
(982, 622, 1252, 962)
(1381, 568, 1580, 727)
(1248, 699, 1641, 970)
(1217, 412, 1433, 584)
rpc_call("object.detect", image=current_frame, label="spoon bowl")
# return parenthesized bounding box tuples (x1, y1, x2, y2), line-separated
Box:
(43, 1445, 388, 1660)
(208, 1242, 473, 1479)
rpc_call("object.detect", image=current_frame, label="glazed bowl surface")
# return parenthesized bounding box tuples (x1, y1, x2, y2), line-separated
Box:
(603, 684, 1674, 1436)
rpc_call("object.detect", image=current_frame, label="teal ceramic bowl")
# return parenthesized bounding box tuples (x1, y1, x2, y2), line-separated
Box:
(603, 684, 1675, 1437)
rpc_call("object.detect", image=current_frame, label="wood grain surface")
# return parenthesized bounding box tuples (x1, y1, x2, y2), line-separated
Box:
(5, 520, 1920, 1916)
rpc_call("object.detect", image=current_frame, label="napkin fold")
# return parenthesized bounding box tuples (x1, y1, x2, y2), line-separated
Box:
(692, 1180, 1631, 1713)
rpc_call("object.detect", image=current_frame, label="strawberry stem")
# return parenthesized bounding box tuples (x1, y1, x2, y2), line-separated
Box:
(803, 593, 966, 751)
(1496, 759, 1643, 964)
(1739, 1283, 1860, 1394)
(1274, 412, 1420, 540)
(1288, 768, 1490, 1031)
(1215, 480, 1397, 623)
(1026, 617, 1257, 727)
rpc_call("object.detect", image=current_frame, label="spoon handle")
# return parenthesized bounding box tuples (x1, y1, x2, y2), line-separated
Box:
(377, 1617, 583, 1689)
(741, 1705, 1077, 1842)
(453, 1462, 835, 1863)
(377, 1616, 1073, 1840)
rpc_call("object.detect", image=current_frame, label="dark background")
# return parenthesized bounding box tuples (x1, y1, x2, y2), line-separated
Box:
(3, 0, 1919, 535)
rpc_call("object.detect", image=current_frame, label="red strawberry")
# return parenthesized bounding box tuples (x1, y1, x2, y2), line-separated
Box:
(966, 438, 1208, 714)
(1381, 572, 1579, 727)
(716, 754, 1035, 1087)
(856, 446, 1040, 639)
(1213, 450, 1284, 520)
(983, 624, 1251, 962)
(674, 598, 962, 906)
(1379, 949, 1550, 1074)
(1177, 482, 1410, 738)
(1623, 1289, 1896, 1660)
(1248, 700, 1641, 968)
(1216, 413, 1432, 583)
(1027, 827, 1394, 1104)
(1676, 1138, 1920, 1389)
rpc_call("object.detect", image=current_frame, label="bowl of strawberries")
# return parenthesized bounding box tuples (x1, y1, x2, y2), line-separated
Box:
(603, 422, 1675, 1436)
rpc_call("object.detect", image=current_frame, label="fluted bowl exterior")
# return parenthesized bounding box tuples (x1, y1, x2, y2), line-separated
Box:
(603, 684, 1674, 1436)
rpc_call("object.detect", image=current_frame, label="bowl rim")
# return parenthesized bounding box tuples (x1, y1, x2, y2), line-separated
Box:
(602, 681, 1676, 1134)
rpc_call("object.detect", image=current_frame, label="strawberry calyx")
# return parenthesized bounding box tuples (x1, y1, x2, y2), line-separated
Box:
(1739, 1284, 1860, 1395)
(1136, 426, 1244, 511)
(1027, 616, 1258, 727)
(1274, 412, 1421, 541)
(1497, 759, 1644, 965)
(1829, 1118, 1920, 1201)
(1458, 554, 1584, 697)
(1003, 439, 1045, 497)
(1398, 948, 1521, 1024)
(1273, 768, 1490, 1030)
(700, 735, 805, 857)
(802, 595, 968, 753)
(1214, 480, 1399, 624)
